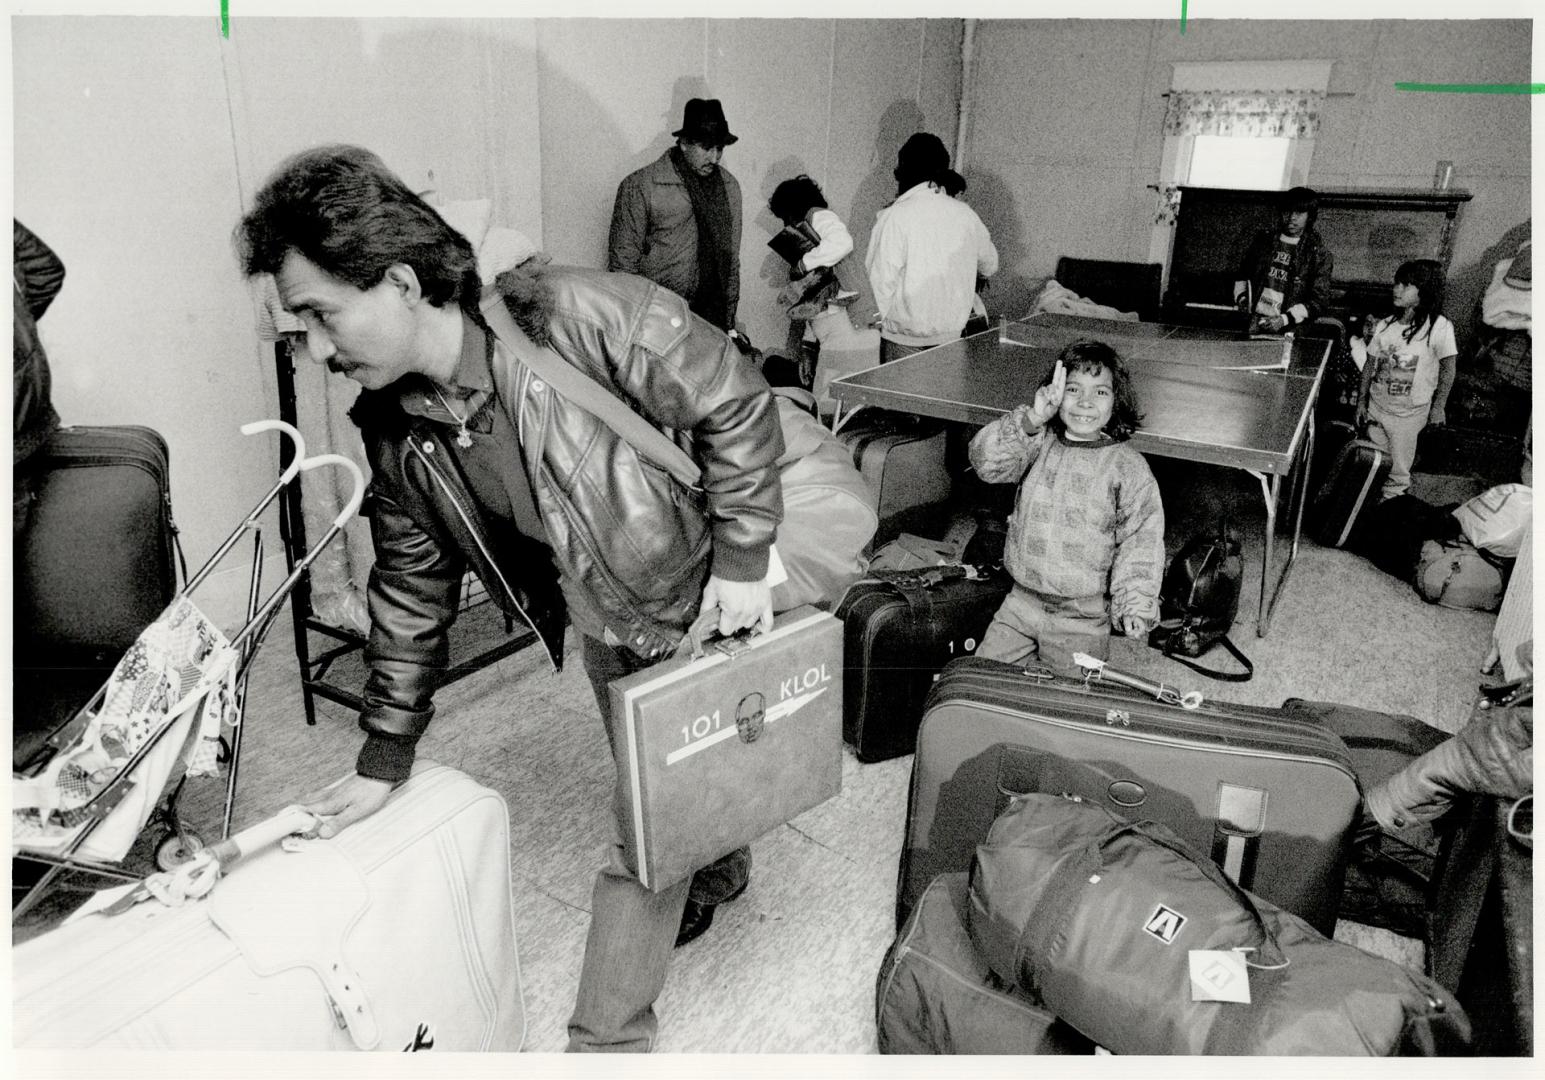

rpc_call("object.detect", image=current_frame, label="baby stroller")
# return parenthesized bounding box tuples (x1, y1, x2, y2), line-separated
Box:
(12, 421, 363, 923)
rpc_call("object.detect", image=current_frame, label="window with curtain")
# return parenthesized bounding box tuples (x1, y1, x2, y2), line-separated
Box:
(1147, 61, 1334, 279)
(1154, 88, 1326, 221)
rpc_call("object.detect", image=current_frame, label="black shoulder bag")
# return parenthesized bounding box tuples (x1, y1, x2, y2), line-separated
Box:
(1146, 519, 1253, 682)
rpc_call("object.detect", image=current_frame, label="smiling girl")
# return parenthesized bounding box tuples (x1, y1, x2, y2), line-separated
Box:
(1356, 259, 1459, 501)
(967, 339, 1165, 670)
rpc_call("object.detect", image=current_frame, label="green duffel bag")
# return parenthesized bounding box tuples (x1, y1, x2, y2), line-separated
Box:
(875, 872, 1096, 1055)
(967, 794, 1472, 1056)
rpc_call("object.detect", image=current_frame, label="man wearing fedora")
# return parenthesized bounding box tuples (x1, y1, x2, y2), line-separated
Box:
(609, 98, 745, 343)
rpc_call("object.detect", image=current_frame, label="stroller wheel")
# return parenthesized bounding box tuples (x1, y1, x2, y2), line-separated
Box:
(154, 828, 206, 871)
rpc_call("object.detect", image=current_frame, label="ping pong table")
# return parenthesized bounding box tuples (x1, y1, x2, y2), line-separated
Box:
(829, 312, 1332, 637)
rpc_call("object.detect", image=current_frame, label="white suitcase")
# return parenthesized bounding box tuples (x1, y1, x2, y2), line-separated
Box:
(13, 764, 525, 1052)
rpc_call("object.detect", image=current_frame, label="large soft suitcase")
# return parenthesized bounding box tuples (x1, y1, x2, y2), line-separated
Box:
(836, 413, 953, 549)
(609, 606, 843, 891)
(835, 566, 1010, 763)
(875, 871, 1096, 1055)
(897, 656, 1360, 933)
(14, 425, 180, 760)
(1310, 421, 1391, 548)
(12, 764, 525, 1051)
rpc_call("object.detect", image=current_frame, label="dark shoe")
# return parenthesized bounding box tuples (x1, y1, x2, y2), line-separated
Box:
(673, 879, 749, 949)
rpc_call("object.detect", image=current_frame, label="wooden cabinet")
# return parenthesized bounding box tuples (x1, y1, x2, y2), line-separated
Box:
(1164, 185, 1472, 328)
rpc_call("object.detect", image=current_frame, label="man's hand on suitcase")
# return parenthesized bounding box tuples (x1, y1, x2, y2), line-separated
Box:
(300, 773, 398, 838)
(700, 574, 774, 638)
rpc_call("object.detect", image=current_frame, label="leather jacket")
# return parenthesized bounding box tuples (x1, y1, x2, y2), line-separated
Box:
(349, 266, 783, 782)
(1366, 684, 1533, 832)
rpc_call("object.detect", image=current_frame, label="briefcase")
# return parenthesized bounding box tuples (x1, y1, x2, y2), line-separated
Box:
(13, 765, 525, 1052)
(610, 605, 844, 891)
(897, 656, 1360, 933)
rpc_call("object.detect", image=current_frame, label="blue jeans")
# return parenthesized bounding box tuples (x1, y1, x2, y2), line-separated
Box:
(566, 635, 751, 1052)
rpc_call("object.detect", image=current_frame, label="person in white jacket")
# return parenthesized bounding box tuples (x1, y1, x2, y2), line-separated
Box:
(865, 132, 998, 363)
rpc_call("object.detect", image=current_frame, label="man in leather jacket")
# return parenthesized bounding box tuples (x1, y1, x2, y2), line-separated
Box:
(235, 145, 784, 1052)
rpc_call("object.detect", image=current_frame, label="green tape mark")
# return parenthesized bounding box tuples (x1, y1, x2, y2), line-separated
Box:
(1395, 82, 1544, 94)
(1180, 0, 1187, 34)
(221, 0, 228, 38)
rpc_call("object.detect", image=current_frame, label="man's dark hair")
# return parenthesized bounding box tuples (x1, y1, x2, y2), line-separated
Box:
(234, 144, 480, 310)
(1041, 339, 1143, 441)
(894, 132, 950, 194)
(768, 175, 828, 227)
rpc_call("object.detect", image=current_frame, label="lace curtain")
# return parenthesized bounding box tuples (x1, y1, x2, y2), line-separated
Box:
(1162, 90, 1325, 139)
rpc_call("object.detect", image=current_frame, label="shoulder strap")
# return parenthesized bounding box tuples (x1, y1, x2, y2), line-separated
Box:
(1163, 633, 1254, 683)
(479, 293, 702, 489)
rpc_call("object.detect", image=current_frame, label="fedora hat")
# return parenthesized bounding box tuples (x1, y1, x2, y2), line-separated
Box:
(673, 98, 738, 147)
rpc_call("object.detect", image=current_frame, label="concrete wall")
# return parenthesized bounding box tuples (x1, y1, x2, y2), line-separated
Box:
(534, 18, 962, 346)
(966, 19, 1532, 346)
(13, 16, 960, 624)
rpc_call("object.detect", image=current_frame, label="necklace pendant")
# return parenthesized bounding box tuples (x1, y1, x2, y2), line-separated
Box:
(456, 428, 473, 449)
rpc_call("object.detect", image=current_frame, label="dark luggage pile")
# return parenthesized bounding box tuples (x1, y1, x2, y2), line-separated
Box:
(873, 653, 1518, 1056)
(1309, 421, 1517, 612)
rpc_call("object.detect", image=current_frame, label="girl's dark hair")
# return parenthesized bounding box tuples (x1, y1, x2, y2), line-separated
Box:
(235, 144, 481, 312)
(768, 175, 828, 226)
(1392, 258, 1445, 343)
(1041, 339, 1143, 441)
(940, 169, 967, 197)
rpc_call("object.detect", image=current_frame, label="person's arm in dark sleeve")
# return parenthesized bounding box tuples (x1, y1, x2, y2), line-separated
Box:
(607, 174, 647, 275)
(1287, 239, 1334, 325)
(605, 289, 783, 588)
(725, 173, 742, 330)
(353, 482, 466, 783)
(14, 221, 65, 319)
(297, 476, 465, 837)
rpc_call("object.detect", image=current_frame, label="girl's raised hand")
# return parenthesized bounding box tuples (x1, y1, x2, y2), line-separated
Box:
(1028, 358, 1067, 427)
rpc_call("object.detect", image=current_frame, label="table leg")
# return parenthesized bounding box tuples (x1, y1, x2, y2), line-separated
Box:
(1252, 411, 1317, 637)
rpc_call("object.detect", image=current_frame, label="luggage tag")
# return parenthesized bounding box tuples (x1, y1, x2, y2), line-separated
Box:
(1188, 949, 1252, 1003)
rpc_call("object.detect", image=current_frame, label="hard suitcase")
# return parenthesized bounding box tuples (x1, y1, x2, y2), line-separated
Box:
(836, 413, 953, 549)
(1310, 421, 1391, 548)
(897, 656, 1360, 933)
(14, 425, 180, 757)
(12, 765, 525, 1052)
(834, 566, 1010, 763)
(875, 871, 1097, 1055)
(609, 606, 843, 891)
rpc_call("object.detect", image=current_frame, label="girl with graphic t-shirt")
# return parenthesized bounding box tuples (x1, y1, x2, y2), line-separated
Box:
(1355, 259, 1458, 501)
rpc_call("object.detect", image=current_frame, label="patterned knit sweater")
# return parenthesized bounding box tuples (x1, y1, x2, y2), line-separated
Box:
(969, 404, 1165, 622)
